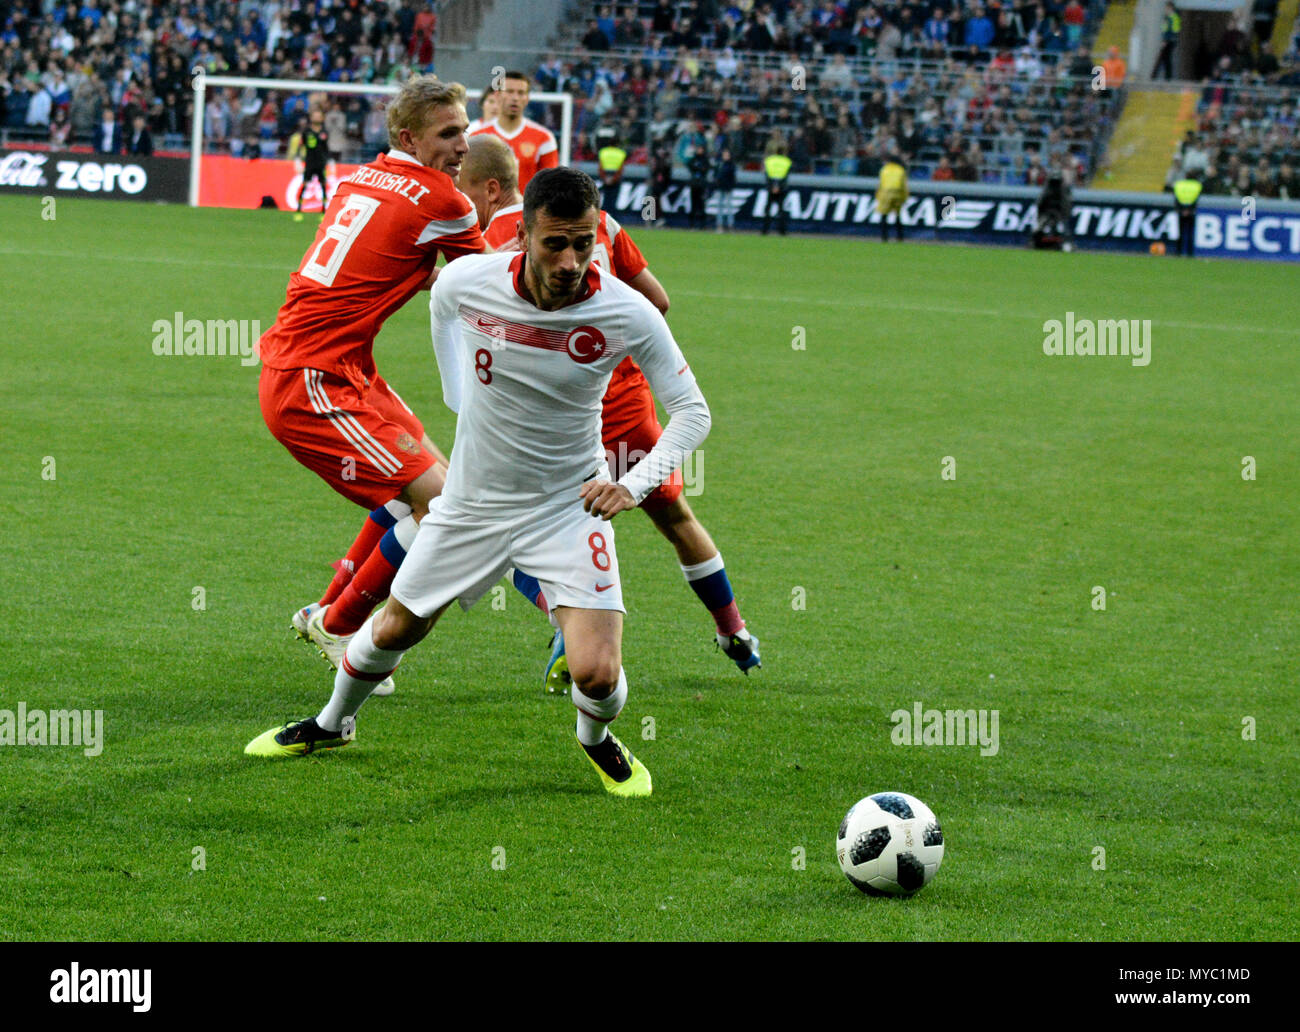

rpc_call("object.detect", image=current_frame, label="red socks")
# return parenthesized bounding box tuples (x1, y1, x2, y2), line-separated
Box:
(319, 509, 392, 607)
(323, 526, 406, 636)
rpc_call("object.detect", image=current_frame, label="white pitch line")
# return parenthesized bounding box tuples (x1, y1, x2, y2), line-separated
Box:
(3, 245, 1294, 338)
(671, 288, 1298, 338)
(0, 245, 289, 273)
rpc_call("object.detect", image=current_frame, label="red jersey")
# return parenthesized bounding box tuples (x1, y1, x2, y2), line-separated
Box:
(470, 118, 559, 191)
(483, 202, 525, 250)
(260, 149, 486, 390)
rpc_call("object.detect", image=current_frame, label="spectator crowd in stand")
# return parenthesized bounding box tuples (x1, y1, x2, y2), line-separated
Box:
(545, 43, 1125, 186)
(1163, 11, 1300, 195)
(574, 1, 1108, 60)
(0, 0, 1118, 177)
(1168, 80, 1300, 199)
(3, 0, 1297, 197)
(548, 0, 1124, 185)
(0, 0, 441, 155)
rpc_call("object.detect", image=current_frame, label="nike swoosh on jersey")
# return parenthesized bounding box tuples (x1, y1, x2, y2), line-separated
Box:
(676, 363, 689, 374)
(595, 583, 615, 592)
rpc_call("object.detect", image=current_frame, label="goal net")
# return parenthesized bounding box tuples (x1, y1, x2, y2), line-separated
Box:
(188, 72, 572, 209)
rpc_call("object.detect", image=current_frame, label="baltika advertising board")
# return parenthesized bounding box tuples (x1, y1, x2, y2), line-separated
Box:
(63, 149, 1299, 263)
(604, 179, 1300, 262)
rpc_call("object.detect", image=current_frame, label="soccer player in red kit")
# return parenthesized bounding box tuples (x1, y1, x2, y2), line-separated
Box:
(469, 71, 558, 192)
(259, 76, 487, 694)
(458, 136, 761, 686)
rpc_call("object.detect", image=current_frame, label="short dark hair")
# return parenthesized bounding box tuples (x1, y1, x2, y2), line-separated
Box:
(523, 168, 600, 228)
(504, 70, 531, 88)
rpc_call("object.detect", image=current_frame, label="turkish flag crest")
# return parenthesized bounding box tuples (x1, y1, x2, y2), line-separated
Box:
(565, 326, 607, 364)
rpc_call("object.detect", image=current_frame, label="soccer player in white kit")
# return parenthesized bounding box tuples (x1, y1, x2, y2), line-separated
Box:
(246, 169, 712, 797)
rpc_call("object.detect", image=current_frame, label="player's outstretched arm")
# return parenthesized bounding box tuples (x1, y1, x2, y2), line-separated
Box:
(429, 269, 466, 412)
(615, 304, 711, 505)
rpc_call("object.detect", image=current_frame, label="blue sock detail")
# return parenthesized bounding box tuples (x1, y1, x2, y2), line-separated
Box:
(512, 568, 544, 608)
(378, 526, 408, 568)
(688, 568, 734, 611)
(370, 504, 399, 531)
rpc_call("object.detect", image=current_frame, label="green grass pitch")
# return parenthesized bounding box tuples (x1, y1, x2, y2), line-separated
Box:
(1, 194, 1296, 940)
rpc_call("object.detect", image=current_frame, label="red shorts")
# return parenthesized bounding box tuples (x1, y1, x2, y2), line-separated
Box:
(259, 366, 434, 509)
(602, 376, 683, 512)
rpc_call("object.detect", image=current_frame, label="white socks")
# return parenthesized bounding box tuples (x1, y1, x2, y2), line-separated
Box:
(383, 499, 413, 522)
(680, 552, 725, 581)
(393, 514, 419, 550)
(572, 668, 628, 746)
(316, 617, 405, 732)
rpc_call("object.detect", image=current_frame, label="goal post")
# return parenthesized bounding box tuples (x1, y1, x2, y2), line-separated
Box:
(188, 71, 572, 207)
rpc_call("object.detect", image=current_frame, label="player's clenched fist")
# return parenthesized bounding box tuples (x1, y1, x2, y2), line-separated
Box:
(579, 480, 635, 520)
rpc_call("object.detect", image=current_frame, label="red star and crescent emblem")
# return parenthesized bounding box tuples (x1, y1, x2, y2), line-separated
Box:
(565, 326, 607, 364)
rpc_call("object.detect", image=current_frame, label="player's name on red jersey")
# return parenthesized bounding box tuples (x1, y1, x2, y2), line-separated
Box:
(259, 149, 485, 390)
(342, 164, 433, 206)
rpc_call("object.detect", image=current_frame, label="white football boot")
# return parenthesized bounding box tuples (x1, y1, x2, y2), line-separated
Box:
(292, 602, 322, 638)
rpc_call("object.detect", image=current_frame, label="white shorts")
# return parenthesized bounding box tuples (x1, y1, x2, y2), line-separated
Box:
(390, 494, 624, 618)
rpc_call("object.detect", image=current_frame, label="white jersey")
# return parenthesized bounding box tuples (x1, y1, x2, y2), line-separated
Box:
(429, 251, 710, 514)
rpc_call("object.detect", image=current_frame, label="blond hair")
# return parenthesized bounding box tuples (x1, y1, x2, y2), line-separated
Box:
(461, 134, 518, 194)
(386, 75, 467, 149)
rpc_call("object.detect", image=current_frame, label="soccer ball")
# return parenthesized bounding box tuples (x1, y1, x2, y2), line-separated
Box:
(836, 792, 944, 896)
